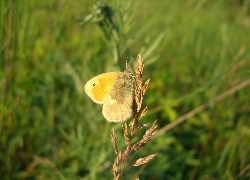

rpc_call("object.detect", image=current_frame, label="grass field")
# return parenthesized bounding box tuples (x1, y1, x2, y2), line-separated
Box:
(1, 0, 250, 179)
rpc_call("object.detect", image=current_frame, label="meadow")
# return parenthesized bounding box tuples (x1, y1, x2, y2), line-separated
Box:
(1, 0, 250, 179)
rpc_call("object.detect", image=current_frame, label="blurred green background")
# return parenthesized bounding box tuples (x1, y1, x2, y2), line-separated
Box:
(1, 0, 250, 179)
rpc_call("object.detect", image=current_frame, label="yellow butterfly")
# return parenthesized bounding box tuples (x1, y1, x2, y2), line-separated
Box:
(84, 67, 134, 122)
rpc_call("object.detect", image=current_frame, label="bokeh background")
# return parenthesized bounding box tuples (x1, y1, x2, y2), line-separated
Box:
(1, 0, 250, 179)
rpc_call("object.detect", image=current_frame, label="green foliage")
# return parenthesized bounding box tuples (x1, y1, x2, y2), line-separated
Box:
(1, 0, 250, 179)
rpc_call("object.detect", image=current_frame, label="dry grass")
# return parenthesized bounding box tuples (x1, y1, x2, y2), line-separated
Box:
(111, 54, 157, 180)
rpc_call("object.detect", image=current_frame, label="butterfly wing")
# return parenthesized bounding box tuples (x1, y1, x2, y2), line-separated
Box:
(84, 72, 121, 104)
(102, 68, 134, 122)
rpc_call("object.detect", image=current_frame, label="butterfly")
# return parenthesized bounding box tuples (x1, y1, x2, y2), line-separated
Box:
(84, 67, 134, 122)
